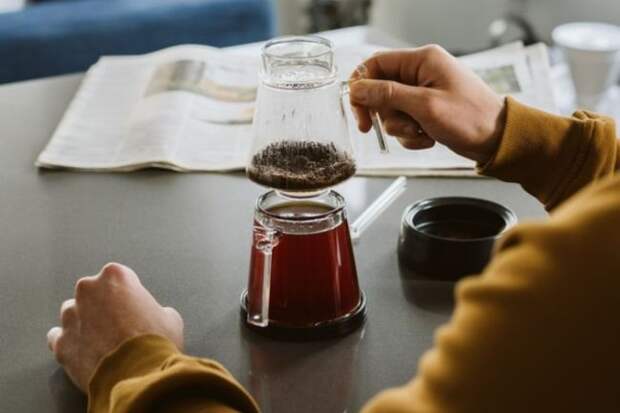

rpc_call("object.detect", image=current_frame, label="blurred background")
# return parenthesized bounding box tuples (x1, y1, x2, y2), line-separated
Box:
(278, 0, 620, 53)
(0, 0, 619, 84)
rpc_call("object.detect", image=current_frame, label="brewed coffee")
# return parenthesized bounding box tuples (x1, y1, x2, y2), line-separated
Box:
(247, 201, 360, 326)
(247, 140, 356, 192)
(417, 220, 504, 239)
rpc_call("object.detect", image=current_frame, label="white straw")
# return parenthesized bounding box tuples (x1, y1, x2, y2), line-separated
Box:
(350, 176, 407, 242)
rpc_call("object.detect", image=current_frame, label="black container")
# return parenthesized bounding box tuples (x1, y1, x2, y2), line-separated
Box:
(398, 197, 517, 280)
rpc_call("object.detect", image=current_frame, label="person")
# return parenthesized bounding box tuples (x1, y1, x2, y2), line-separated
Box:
(47, 45, 620, 412)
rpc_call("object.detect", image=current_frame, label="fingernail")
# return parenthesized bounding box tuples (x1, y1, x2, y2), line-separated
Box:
(350, 84, 368, 104)
(354, 63, 369, 79)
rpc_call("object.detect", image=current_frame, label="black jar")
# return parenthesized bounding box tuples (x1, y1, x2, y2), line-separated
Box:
(398, 197, 517, 280)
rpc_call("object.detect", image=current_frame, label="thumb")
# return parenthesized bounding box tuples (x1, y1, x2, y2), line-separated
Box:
(350, 79, 428, 119)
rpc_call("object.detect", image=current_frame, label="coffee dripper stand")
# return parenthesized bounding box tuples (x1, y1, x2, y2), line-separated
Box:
(240, 35, 388, 340)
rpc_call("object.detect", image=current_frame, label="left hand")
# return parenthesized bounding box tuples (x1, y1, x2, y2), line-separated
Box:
(47, 263, 184, 391)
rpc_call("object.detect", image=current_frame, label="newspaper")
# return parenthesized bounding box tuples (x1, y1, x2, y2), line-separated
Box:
(36, 42, 556, 175)
(37, 45, 257, 171)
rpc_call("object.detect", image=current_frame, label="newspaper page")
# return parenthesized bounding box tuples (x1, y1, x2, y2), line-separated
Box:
(460, 42, 557, 113)
(37, 42, 556, 175)
(37, 45, 257, 171)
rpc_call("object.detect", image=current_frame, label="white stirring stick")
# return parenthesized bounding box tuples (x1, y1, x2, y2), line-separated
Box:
(350, 176, 407, 242)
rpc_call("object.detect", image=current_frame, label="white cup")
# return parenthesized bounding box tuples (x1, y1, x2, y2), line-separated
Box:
(552, 22, 620, 110)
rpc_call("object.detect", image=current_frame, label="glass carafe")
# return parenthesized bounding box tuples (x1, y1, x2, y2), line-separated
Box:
(241, 190, 366, 339)
(247, 36, 355, 197)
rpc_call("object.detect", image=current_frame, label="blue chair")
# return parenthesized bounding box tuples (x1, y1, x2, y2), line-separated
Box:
(0, 0, 276, 84)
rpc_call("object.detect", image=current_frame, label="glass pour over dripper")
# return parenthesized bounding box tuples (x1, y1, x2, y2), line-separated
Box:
(247, 36, 386, 197)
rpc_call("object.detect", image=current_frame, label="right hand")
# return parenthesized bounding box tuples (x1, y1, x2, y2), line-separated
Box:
(349, 45, 506, 164)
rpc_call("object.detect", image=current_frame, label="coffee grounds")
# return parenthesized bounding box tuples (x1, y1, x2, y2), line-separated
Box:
(247, 140, 356, 192)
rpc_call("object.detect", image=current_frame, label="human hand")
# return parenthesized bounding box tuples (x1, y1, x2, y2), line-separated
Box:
(349, 45, 506, 163)
(47, 263, 184, 391)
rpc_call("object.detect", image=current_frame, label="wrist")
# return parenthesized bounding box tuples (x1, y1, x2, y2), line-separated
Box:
(477, 96, 507, 164)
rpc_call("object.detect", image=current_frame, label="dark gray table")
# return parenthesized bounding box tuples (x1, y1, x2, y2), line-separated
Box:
(0, 74, 546, 413)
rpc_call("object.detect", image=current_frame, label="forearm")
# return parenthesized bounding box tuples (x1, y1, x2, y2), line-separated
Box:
(478, 97, 619, 210)
(89, 335, 258, 413)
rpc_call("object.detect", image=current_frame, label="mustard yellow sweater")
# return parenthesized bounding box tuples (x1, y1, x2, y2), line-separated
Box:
(88, 98, 620, 413)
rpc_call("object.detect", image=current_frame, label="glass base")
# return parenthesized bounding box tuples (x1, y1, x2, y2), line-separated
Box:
(275, 188, 329, 199)
(240, 290, 366, 341)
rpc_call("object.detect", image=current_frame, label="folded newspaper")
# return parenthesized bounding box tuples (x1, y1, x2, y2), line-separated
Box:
(36, 42, 556, 175)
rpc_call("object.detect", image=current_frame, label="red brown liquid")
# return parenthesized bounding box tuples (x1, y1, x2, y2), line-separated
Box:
(247, 202, 360, 326)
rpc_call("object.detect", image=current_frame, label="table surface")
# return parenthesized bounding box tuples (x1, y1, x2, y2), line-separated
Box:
(0, 34, 546, 413)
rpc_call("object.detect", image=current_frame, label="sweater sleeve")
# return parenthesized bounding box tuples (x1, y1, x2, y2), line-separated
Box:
(361, 172, 620, 413)
(478, 97, 619, 210)
(88, 335, 259, 413)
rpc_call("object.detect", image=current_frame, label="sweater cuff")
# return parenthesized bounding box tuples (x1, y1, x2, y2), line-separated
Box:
(88, 334, 259, 413)
(477, 97, 581, 209)
(88, 334, 180, 413)
(478, 97, 618, 210)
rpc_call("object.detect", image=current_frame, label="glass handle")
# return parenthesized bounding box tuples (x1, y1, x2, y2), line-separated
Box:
(369, 111, 389, 154)
(248, 227, 280, 327)
(341, 65, 390, 154)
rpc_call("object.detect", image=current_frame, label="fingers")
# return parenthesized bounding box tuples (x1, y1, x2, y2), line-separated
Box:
(60, 298, 77, 326)
(358, 49, 423, 80)
(49, 298, 76, 354)
(163, 306, 185, 350)
(382, 113, 419, 138)
(60, 298, 76, 314)
(47, 326, 62, 352)
(352, 103, 372, 133)
(350, 79, 430, 121)
(396, 136, 436, 150)
(50, 298, 76, 356)
(354, 45, 448, 82)
(349, 64, 374, 133)
(382, 113, 436, 150)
